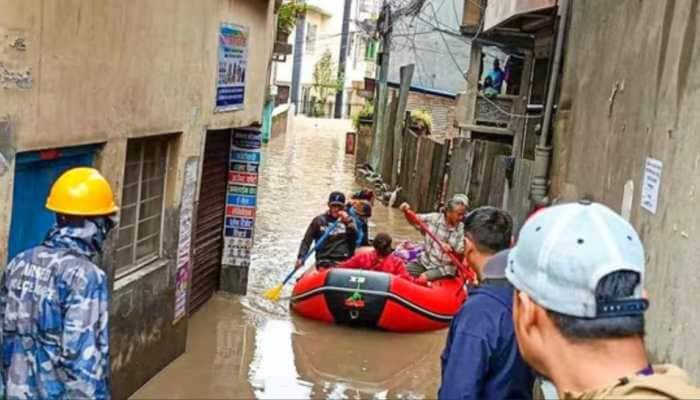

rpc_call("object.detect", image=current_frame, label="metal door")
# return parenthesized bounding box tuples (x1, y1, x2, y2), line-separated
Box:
(8, 145, 97, 260)
(189, 131, 230, 313)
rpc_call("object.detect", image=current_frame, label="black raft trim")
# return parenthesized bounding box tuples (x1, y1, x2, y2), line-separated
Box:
(291, 286, 455, 323)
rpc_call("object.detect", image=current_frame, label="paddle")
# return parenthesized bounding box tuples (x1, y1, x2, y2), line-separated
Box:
(403, 208, 477, 284)
(264, 217, 342, 301)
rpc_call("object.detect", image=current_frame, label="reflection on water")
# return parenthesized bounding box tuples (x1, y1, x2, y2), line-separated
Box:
(132, 117, 444, 400)
(290, 314, 442, 399)
(250, 319, 312, 399)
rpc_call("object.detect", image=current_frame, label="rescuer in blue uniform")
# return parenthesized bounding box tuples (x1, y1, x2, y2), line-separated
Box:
(0, 167, 118, 399)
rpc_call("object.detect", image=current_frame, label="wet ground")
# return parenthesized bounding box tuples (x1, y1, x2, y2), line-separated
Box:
(133, 116, 446, 399)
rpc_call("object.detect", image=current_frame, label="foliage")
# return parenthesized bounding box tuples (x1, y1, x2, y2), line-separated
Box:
(277, 1, 307, 35)
(410, 108, 433, 132)
(352, 102, 374, 131)
(335, 72, 346, 93)
(312, 50, 338, 101)
(310, 98, 327, 117)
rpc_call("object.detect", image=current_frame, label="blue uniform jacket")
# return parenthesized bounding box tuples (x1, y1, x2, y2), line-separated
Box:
(439, 282, 535, 400)
(0, 220, 110, 399)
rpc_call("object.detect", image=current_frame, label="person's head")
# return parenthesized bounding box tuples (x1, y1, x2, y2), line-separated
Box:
(46, 167, 119, 253)
(443, 195, 467, 226)
(351, 199, 372, 219)
(493, 59, 500, 69)
(463, 207, 513, 273)
(328, 191, 346, 218)
(483, 76, 493, 89)
(352, 189, 375, 205)
(506, 201, 647, 380)
(373, 233, 393, 257)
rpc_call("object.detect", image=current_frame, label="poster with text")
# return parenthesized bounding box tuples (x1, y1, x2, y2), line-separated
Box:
(222, 129, 261, 267)
(215, 23, 248, 112)
(173, 159, 198, 324)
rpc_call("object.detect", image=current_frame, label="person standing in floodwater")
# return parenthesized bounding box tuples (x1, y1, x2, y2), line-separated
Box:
(296, 191, 357, 269)
(0, 168, 115, 399)
(508, 202, 700, 399)
(440, 207, 534, 400)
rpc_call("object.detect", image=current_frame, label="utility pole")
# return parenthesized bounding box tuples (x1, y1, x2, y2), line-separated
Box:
(335, 0, 353, 119)
(368, 0, 424, 172)
(290, 4, 307, 115)
(368, 0, 392, 171)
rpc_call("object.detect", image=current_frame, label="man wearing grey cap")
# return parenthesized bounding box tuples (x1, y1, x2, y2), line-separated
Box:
(439, 207, 534, 400)
(507, 201, 700, 398)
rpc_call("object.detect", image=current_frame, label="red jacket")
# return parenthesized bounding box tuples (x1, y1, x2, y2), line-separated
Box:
(337, 251, 422, 283)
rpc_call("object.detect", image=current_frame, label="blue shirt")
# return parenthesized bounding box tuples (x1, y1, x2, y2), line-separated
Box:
(487, 67, 505, 92)
(439, 282, 534, 400)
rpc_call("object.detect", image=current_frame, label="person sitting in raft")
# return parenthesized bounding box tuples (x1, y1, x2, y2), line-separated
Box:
(399, 196, 467, 281)
(297, 191, 357, 269)
(335, 233, 428, 285)
(347, 197, 372, 248)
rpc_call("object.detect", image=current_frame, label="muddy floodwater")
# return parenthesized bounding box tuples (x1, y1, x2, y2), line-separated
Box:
(133, 116, 446, 399)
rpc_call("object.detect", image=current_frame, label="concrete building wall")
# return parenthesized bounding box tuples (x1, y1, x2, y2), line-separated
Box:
(274, 8, 339, 88)
(0, 0, 275, 398)
(550, 0, 700, 380)
(273, 1, 378, 114)
(389, 0, 470, 94)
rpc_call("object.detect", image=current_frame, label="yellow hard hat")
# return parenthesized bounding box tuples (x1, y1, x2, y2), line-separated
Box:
(46, 167, 119, 216)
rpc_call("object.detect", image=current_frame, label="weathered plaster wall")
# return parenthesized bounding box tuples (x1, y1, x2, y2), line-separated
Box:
(0, 0, 274, 259)
(390, 0, 469, 94)
(0, 0, 275, 398)
(1, 0, 272, 151)
(550, 0, 700, 381)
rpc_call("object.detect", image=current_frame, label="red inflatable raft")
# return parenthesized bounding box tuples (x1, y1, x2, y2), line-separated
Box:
(291, 268, 467, 332)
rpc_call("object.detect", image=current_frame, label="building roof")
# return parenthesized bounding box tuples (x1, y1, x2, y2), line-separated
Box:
(387, 81, 457, 99)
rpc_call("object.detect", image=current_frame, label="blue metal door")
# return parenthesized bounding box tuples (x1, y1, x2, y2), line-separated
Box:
(8, 145, 97, 260)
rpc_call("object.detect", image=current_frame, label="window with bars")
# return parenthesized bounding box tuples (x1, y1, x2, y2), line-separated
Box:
(365, 39, 378, 61)
(115, 138, 169, 276)
(305, 23, 317, 55)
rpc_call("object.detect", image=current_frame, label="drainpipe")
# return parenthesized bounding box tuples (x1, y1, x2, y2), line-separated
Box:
(530, 0, 569, 205)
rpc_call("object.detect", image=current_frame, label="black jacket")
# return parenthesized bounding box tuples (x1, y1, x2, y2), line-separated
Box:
(298, 213, 357, 265)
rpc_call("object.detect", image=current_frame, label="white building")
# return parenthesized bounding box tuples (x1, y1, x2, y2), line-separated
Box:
(273, 0, 380, 117)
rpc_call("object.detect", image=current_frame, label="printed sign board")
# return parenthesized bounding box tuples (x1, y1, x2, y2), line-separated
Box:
(174, 159, 198, 323)
(215, 23, 248, 112)
(222, 129, 261, 267)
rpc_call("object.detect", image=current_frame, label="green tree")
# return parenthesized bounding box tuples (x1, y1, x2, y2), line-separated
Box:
(311, 50, 337, 116)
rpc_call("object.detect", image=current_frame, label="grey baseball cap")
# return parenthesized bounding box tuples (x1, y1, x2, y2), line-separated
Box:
(506, 201, 647, 318)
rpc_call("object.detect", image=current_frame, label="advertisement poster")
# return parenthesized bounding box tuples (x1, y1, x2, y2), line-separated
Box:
(173, 159, 198, 323)
(222, 129, 261, 267)
(215, 23, 248, 112)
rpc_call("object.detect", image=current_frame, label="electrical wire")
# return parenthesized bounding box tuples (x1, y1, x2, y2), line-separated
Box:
(422, 0, 543, 119)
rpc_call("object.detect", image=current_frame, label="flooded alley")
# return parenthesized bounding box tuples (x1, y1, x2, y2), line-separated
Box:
(133, 116, 446, 399)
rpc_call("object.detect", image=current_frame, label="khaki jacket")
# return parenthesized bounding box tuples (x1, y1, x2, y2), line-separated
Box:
(563, 365, 700, 399)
